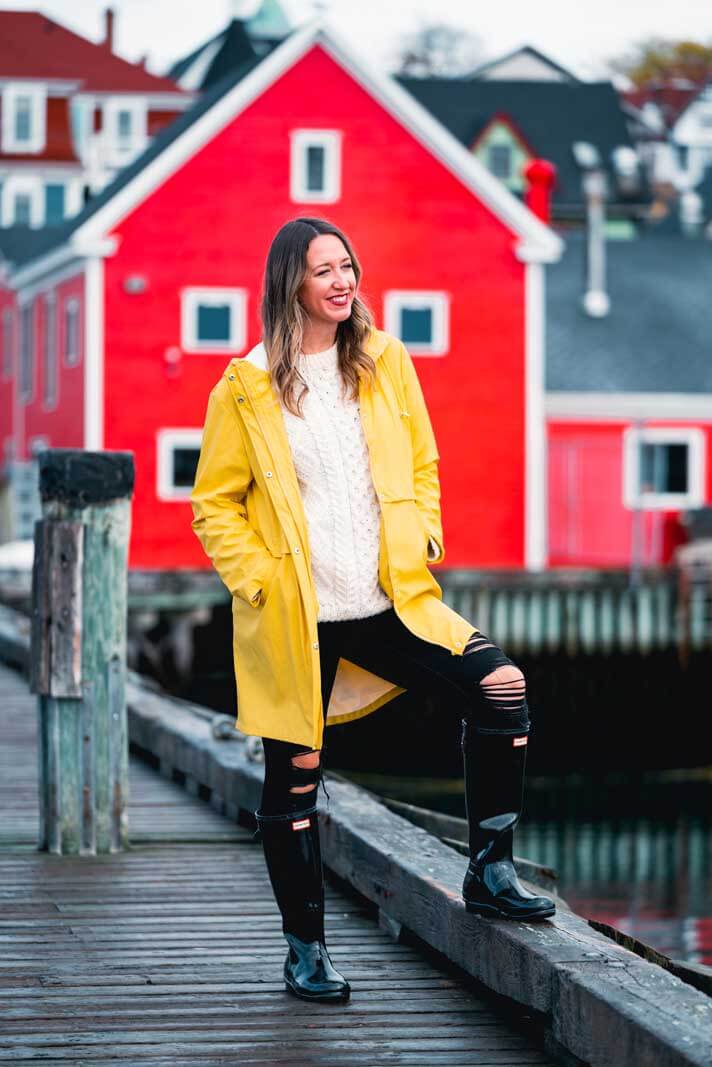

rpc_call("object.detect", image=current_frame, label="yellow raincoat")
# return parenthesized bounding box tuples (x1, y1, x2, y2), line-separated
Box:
(191, 328, 476, 750)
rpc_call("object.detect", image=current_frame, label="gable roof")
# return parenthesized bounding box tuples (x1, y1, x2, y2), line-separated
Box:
(168, 18, 266, 91)
(546, 232, 712, 394)
(469, 45, 579, 84)
(9, 20, 561, 282)
(0, 11, 185, 94)
(397, 76, 646, 218)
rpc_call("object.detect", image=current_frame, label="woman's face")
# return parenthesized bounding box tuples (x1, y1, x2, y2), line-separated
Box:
(298, 234, 356, 327)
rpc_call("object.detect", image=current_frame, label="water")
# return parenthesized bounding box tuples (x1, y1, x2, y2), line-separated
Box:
(339, 768, 712, 967)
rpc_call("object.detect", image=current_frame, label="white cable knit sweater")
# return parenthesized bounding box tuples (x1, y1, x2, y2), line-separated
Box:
(245, 340, 436, 623)
(281, 342, 393, 622)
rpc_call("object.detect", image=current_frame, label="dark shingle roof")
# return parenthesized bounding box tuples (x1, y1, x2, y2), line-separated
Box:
(4, 52, 264, 270)
(0, 225, 71, 268)
(546, 232, 712, 393)
(167, 19, 263, 91)
(397, 77, 646, 217)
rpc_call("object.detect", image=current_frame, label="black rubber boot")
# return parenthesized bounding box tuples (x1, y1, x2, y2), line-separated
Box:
(255, 804, 351, 1002)
(461, 721, 555, 921)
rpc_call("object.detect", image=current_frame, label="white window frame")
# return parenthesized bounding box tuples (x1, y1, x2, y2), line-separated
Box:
(63, 297, 81, 367)
(156, 428, 203, 501)
(290, 129, 342, 203)
(383, 290, 450, 356)
(42, 293, 58, 411)
(2, 84, 46, 154)
(623, 426, 706, 510)
(1, 175, 44, 227)
(102, 97, 147, 162)
(180, 288, 247, 354)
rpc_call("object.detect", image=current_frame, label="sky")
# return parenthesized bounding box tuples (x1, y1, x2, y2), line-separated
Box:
(2, 0, 712, 80)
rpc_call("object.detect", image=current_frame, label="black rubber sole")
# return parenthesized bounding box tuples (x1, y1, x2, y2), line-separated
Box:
(464, 900, 556, 921)
(284, 976, 351, 1002)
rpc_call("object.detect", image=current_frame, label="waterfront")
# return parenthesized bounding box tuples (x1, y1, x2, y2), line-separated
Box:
(341, 766, 712, 967)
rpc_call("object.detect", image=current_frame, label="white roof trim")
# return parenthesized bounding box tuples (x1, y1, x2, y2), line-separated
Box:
(69, 19, 562, 262)
(546, 391, 712, 421)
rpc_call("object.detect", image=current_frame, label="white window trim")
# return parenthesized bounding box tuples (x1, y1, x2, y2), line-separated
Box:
(290, 129, 342, 203)
(2, 83, 46, 154)
(102, 97, 148, 162)
(1, 174, 44, 227)
(63, 297, 81, 367)
(180, 287, 247, 354)
(383, 290, 450, 356)
(156, 428, 203, 501)
(623, 426, 706, 510)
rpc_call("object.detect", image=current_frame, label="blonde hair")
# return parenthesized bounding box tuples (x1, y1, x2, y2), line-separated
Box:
(260, 217, 376, 417)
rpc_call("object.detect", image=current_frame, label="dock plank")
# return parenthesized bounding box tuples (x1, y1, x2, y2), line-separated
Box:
(0, 662, 556, 1066)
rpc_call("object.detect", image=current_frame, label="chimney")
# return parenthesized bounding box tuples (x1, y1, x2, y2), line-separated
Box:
(523, 158, 557, 224)
(103, 7, 115, 52)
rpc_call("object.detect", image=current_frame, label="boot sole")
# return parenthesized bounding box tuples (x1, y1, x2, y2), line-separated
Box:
(284, 976, 351, 1002)
(465, 900, 556, 921)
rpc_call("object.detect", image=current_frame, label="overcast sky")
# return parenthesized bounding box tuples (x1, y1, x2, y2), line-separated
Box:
(4, 0, 712, 80)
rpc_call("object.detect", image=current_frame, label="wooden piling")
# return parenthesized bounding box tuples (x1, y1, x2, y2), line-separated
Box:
(30, 449, 134, 854)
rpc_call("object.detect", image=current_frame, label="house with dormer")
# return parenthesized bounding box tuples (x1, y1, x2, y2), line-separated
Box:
(0, 8, 191, 229)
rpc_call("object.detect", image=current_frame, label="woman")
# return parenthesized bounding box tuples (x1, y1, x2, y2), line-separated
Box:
(191, 217, 555, 1004)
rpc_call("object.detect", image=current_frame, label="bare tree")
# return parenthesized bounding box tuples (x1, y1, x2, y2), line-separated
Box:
(395, 21, 483, 78)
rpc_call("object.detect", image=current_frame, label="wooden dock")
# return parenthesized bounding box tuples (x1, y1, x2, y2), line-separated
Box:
(0, 661, 556, 1066)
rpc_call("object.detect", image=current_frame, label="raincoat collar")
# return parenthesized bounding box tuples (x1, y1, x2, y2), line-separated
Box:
(224, 328, 389, 383)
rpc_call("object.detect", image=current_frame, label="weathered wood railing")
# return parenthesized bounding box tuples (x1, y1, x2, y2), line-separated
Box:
(439, 568, 710, 655)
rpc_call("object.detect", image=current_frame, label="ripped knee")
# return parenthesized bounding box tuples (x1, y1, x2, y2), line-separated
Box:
(462, 631, 530, 735)
(289, 749, 322, 794)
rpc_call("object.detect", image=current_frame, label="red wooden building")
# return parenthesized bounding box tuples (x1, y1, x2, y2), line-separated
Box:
(0, 21, 561, 569)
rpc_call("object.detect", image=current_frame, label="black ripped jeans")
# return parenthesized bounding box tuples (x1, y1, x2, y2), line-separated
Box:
(259, 606, 529, 817)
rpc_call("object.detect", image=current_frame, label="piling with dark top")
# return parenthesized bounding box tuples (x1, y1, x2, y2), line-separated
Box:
(30, 449, 134, 854)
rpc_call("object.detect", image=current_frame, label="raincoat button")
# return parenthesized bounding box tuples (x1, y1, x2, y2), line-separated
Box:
(294, 546, 300, 553)
(265, 471, 273, 478)
(455, 641, 462, 648)
(313, 641, 319, 650)
(237, 395, 245, 403)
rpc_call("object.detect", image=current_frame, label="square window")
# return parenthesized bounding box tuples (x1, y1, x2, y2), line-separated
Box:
(384, 291, 449, 356)
(400, 307, 433, 345)
(157, 429, 202, 500)
(172, 447, 201, 489)
(623, 428, 705, 510)
(290, 130, 341, 203)
(197, 303, 231, 343)
(181, 288, 247, 353)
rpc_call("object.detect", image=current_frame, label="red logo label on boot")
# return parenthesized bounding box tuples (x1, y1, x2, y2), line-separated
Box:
(292, 818, 311, 831)
(513, 736, 528, 747)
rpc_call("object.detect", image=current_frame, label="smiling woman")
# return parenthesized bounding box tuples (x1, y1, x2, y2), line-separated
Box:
(190, 215, 555, 1006)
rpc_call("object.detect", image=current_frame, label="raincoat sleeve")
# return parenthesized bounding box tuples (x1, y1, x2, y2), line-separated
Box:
(190, 387, 277, 607)
(399, 342, 445, 565)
